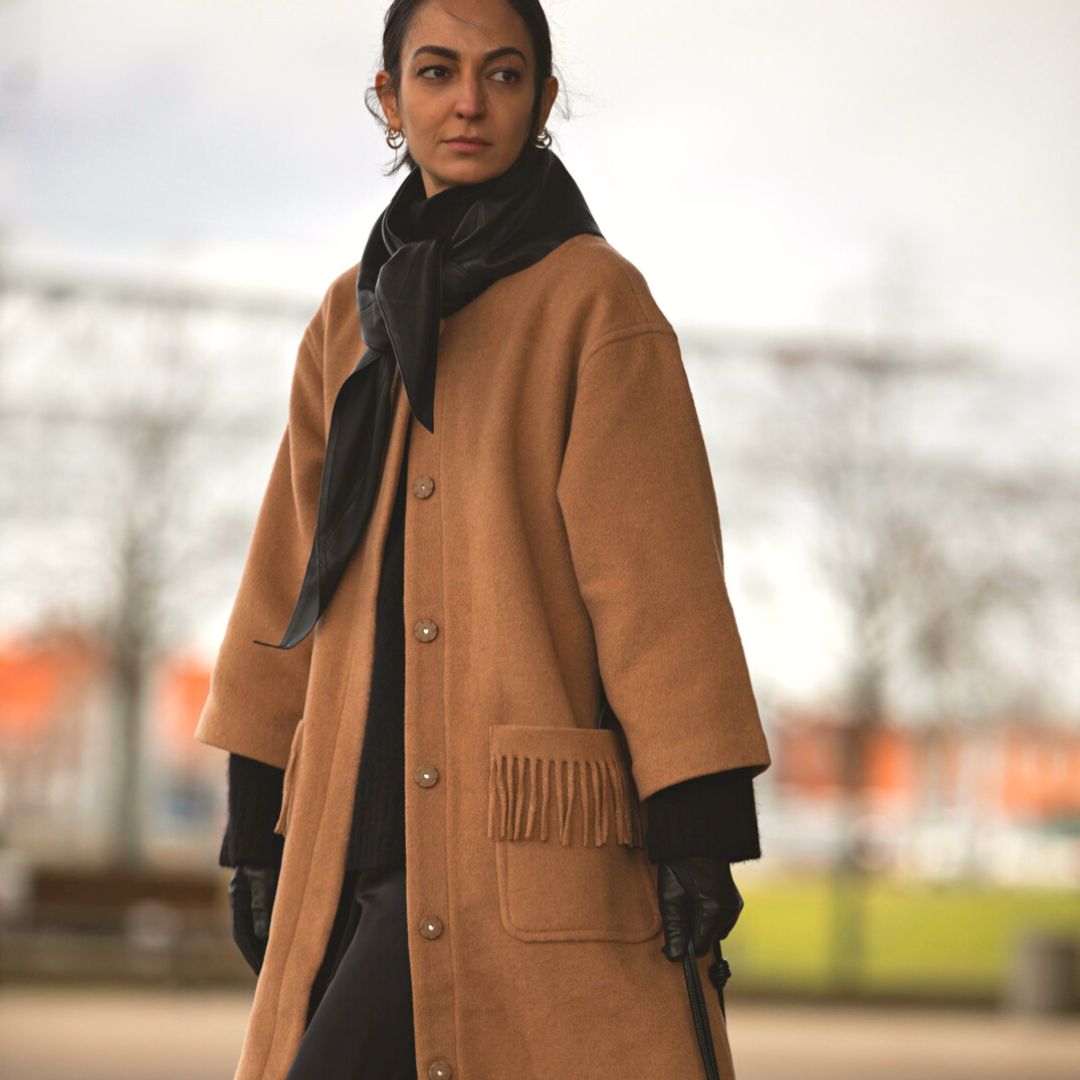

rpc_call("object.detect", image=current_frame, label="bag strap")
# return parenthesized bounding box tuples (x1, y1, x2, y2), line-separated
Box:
(683, 937, 731, 1079)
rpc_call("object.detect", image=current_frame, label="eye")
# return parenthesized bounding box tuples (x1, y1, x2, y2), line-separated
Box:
(491, 68, 522, 84)
(418, 64, 450, 79)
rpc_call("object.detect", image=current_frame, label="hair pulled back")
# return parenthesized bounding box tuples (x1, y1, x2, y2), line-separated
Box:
(364, 0, 567, 175)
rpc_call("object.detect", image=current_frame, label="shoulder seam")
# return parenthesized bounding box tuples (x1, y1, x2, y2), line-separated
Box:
(300, 323, 320, 361)
(298, 322, 327, 387)
(580, 323, 677, 374)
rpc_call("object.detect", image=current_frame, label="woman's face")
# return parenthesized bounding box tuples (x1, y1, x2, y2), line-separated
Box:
(376, 0, 557, 197)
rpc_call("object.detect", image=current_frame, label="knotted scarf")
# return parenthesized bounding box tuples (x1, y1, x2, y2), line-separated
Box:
(254, 140, 602, 650)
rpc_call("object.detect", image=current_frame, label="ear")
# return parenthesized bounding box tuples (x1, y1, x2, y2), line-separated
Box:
(375, 70, 401, 128)
(537, 75, 559, 132)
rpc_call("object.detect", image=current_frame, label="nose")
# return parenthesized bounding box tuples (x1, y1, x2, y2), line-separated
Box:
(453, 72, 486, 119)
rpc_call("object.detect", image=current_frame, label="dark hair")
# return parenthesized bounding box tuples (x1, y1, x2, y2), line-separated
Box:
(363, 0, 569, 176)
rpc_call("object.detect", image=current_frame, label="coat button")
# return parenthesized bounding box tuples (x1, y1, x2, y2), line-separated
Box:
(419, 915, 444, 939)
(428, 1061, 452, 1080)
(413, 474, 435, 499)
(414, 618, 438, 642)
(415, 764, 439, 788)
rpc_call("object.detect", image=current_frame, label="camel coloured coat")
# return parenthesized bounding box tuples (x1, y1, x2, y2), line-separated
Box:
(194, 232, 771, 1080)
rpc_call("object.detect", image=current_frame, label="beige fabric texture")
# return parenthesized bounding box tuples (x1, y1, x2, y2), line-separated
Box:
(195, 233, 771, 1080)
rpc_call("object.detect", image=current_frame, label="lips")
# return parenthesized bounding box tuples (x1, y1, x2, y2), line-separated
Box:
(446, 137, 490, 145)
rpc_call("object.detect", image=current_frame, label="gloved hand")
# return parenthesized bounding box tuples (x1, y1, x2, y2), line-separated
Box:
(656, 856, 743, 962)
(228, 863, 279, 975)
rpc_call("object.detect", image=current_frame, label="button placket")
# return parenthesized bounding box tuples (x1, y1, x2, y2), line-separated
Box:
(405, 434, 454, 1070)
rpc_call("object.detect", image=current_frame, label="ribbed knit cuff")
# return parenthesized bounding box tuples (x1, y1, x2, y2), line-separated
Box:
(643, 766, 761, 864)
(218, 753, 286, 869)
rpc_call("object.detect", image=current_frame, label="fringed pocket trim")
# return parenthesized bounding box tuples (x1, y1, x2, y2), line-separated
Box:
(486, 725, 643, 848)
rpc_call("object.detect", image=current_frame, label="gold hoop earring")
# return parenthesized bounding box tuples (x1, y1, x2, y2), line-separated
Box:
(533, 126, 552, 148)
(386, 124, 406, 150)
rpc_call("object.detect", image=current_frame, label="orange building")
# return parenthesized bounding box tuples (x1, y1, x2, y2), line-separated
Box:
(769, 709, 1080, 823)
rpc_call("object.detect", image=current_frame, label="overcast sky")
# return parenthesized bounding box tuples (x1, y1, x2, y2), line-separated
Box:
(4, 0, 1078, 365)
(3, 1, 1078, 705)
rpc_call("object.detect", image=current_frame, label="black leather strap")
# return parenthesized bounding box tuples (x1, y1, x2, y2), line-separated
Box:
(709, 939, 730, 1019)
(683, 937, 730, 1079)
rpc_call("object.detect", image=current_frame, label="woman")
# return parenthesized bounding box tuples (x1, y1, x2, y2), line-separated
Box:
(197, 1, 771, 1078)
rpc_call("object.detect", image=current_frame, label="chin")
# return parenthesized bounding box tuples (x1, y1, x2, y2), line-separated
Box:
(439, 156, 506, 183)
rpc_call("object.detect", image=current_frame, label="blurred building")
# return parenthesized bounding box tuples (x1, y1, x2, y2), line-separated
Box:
(2, 631, 1078, 886)
(764, 708, 1080, 885)
(0, 632, 220, 871)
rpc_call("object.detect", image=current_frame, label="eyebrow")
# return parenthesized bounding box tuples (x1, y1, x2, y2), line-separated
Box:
(410, 45, 528, 66)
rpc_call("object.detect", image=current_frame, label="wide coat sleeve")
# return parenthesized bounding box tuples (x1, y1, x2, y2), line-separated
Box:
(193, 311, 326, 770)
(556, 323, 771, 802)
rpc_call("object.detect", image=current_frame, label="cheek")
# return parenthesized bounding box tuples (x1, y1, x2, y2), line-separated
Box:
(400, 80, 440, 112)
(404, 95, 444, 130)
(492, 91, 534, 126)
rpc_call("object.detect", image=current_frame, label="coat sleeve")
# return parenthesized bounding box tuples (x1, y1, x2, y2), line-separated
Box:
(193, 319, 326, 769)
(556, 325, 771, 802)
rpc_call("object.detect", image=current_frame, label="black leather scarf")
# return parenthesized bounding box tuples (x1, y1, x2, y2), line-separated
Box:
(254, 140, 602, 650)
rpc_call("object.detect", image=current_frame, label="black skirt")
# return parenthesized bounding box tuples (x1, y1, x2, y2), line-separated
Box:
(284, 866, 418, 1080)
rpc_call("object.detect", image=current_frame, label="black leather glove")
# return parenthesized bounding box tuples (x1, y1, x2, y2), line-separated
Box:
(657, 856, 743, 962)
(228, 863, 279, 975)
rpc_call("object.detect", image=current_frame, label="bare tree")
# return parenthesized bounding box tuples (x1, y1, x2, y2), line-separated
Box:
(0, 265, 314, 867)
(683, 242, 1078, 988)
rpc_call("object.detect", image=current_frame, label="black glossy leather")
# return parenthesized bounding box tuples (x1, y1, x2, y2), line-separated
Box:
(254, 140, 602, 651)
(228, 864, 279, 975)
(657, 856, 744, 962)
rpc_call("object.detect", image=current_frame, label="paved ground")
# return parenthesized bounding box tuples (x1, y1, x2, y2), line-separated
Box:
(733, 1001, 1080, 1079)
(1, 987, 1078, 1078)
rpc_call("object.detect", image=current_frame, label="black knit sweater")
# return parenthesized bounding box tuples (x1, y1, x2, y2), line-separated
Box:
(219, 430, 762, 871)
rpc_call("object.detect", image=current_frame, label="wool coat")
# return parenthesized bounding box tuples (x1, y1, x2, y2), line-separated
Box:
(194, 231, 772, 1080)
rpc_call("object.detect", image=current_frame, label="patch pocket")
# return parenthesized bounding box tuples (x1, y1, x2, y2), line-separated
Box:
(487, 723, 662, 943)
(273, 718, 306, 837)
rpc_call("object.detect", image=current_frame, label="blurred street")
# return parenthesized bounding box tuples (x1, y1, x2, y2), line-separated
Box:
(1, 987, 1078, 1079)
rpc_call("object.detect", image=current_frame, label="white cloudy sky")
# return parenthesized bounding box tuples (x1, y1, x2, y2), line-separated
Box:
(3, 1, 1078, 705)
(4, 0, 1078, 364)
